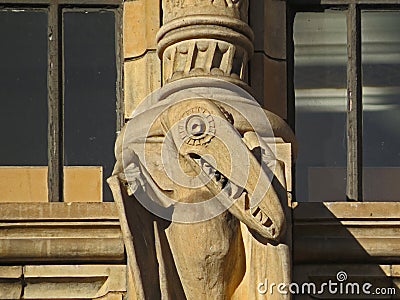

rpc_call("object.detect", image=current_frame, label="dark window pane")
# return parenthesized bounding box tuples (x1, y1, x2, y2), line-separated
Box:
(0, 10, 48, 165)
(362, 11, 400, 201)
(64, 11, 117, 201)
(294, 11, 347, 202)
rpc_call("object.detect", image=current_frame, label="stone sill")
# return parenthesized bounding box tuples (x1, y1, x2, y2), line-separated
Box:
(0, 202, 125, 264)
(293, 202, 400, 220)
(293, 202, 400, 264)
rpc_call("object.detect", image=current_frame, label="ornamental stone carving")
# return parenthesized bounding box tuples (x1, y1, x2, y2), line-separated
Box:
(163, 0, 249, 23)
(157, 0, 253, 89)
(108, 0, 296, 299)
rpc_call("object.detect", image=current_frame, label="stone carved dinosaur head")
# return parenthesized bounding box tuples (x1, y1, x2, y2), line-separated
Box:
(115, 79, 288, 243)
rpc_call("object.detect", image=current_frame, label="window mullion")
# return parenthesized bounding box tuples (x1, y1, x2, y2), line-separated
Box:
(48, 2, 63, 202)
(346, 3, 363, 201)
(115, 5, 124, 132)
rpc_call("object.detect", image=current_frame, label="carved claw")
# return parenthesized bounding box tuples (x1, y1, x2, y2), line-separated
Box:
(161, 98, 286, 242)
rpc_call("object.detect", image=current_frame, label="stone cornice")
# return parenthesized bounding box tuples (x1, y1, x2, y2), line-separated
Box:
(293, 202, 400, 264)
(0, 203, 125, 264)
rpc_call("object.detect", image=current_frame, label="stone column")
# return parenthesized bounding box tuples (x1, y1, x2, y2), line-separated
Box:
(157, 0, 253, 91)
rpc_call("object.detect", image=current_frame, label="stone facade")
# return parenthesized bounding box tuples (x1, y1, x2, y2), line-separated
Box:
(0, 0, 398, 300)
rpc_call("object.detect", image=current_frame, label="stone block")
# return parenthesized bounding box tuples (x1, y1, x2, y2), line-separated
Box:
(0, 203, 124, 264)
(123, 0, 160, 59)
(0, 166, 102, 202)
(64, 166, 102, 202)
(264, 0, 287, 59)
(124, 52, 161, 117)
(94, 292, 124, 300)
(23, 265, 126, 299)
(294, 264, 395, 300)
(293, 202, 400, 264)
(0, 266, 22, 300)
(248, 0, 265, 52)
(249, 0, 286, 59)
(250, 53, 287, 119)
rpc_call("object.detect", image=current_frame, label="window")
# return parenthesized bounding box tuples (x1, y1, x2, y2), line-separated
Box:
(289, 2, 400, 201)
(0, 0, 123, 202)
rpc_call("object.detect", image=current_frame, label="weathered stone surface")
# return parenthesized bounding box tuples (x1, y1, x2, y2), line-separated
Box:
(249, 0, 286, 59)
(293, 202, 400, 263)
(23, 265, 126, 299)
(294, 264, 396, 300)
(110, 78, 295, 299)
(0, 166, 102, 202)
(0, 266, 22, 300)
(95, 292, 124, 300)
(63, 166, 102, 202)
(114, 0, 296, 298)
(0, 203, 124, 263)
(157, 0, 254, 89)
(162, 0, 249, 23)
(250, 53, 287, 119)
(124, 52, 161, 117)
(123, 0, 160, 59)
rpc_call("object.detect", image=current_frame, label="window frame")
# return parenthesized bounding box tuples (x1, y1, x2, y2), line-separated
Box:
(0, 0, 123, 202)
(287, 0, 400, 202)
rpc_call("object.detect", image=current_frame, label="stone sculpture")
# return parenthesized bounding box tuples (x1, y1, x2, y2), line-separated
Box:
(107, 0, 296, 299)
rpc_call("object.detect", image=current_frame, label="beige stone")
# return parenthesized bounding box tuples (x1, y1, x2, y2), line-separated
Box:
(124, 52, 161, 117)
(111, 0, 296, 298)
(64, 166, 102, 202)
(391, 265, 400, 277)
(0, 266, 22, 300)
(24, 265, 126, 299)
(110, 86, 295, 298)
(162, 0, 249, 23)
(0, 166, 48, 202)
(123, 0, 159, 59)
(0, 166, 102, 202)
(156, 0, 254, 90)
(94, 292, 124, 300)
(0, 203, 124, 264)
(293, 202, 400, 264)
(294, 264, 395, 300)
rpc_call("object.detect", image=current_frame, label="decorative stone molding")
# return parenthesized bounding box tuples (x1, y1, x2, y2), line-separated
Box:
(0, 265, 126, 300)
(157, 0, 254, 88)
(161, 39, 248, 84)
(23, 265, 126, 299)
(0, 203, 124, 263)
(293, 202, 400, 263)
(162, 0, 249, 23)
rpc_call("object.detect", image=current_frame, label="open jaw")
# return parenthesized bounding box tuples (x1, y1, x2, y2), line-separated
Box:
(188, 153, 281, 242)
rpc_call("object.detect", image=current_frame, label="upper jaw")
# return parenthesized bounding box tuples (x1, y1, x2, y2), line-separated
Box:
(160, 98, 286, 242)
(183, 143, 286, 243)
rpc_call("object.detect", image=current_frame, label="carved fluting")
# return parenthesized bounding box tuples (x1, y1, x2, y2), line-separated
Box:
(163, 0, 249, 23)
(157, 0, 253, 88)
(163, 39, 247, 83)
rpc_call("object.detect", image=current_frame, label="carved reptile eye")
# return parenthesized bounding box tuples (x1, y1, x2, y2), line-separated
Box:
(178, 108, 216, 145)
(187, 116, 206, 136)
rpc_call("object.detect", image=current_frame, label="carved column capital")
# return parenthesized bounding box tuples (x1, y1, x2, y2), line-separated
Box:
(157, 0, 253, 90)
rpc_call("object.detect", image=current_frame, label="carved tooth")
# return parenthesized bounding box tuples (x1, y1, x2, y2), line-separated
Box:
(223, 181, 232, 196)
(202, 162, 215, 177)
(230, 182, 242, 199)
(220, 177, 228, 189)
(257, 212, 264, 222)
(214, 171, 221, 181)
